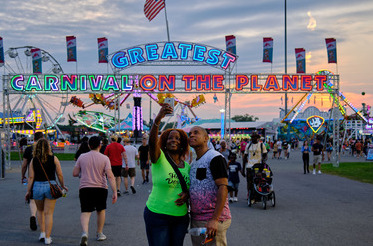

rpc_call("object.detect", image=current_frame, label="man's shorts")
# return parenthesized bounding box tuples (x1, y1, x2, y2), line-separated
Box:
(313, 155, 322, 164)
(121, 167, 136, 177)
(33, 181, 56, 200)
(111, 166, 122, 177)
(140, 160, 149, 170)
(79, 187, 108, 212)
(228, 181, 239, 191)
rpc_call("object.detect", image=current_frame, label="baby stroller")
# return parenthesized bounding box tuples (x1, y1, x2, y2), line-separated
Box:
(247, 163, 275, 210)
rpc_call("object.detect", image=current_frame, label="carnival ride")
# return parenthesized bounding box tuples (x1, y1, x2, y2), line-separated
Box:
(0, 46, 67, 135)
(69, 83, 206, 132)
(279, 69, 367, 139)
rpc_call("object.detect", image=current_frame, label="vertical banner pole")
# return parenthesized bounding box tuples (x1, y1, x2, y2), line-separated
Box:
(164, 0, 171, 42)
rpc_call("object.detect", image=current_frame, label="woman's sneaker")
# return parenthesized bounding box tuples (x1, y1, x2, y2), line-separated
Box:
(30, 216, 37, 231)
(44, 237, 52, 245)
(39, 232, 45, 242)
(96, 232, 106, 241)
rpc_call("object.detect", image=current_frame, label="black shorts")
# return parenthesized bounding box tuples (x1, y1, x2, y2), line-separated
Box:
(140, 160, 149, 170)
(111, 166, 122, 177)
(79, 188, 108, 212)
(121, 167, 136, 177)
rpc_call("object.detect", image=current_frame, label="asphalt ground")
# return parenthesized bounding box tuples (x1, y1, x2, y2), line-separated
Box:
(0, 149, 372, 246)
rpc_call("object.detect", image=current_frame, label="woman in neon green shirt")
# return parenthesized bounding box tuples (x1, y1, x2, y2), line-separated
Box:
(144, 104, 190, 246)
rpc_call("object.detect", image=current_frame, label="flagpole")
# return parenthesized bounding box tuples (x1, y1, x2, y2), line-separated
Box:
(164, 0, 171, 42)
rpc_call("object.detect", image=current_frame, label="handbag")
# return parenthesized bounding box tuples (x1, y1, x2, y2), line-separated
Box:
(37, 157, 63, 199)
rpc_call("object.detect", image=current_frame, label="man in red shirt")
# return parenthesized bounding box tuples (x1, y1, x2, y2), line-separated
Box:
(104, 135, 128, 196)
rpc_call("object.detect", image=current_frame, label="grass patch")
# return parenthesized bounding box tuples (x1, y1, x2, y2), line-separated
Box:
(10, 152, 75, 161)
(322, 162, 373, 184)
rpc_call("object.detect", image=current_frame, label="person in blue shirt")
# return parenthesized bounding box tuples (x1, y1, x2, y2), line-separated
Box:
(301, 140, 311, 174)
(227, 153, 242, 202)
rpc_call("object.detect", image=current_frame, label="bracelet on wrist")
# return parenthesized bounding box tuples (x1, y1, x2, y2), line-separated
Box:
(154, 121, 160, 127)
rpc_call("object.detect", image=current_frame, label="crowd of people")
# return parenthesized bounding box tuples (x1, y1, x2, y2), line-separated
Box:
(21, 107, 372, 245)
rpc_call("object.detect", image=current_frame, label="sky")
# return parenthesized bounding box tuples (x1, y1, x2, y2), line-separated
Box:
(1, 0, 373, 124)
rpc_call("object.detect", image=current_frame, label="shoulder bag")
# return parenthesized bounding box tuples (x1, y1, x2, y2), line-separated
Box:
(37, 157, 63, 199)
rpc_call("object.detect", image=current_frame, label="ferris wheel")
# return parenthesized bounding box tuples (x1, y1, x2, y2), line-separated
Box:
(0, 46, 69, 130)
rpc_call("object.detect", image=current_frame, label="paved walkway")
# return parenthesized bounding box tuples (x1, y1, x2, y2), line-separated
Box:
(0, 149, 372, 246)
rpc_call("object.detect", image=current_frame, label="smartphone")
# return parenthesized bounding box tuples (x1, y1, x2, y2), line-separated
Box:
(164, 98, 175, 116)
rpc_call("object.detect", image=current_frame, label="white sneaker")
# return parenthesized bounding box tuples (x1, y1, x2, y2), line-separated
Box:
(313, 169, 316, 175)
(80, 232, 88, 246)
(96, 232, 106, 241)
(233, 197, 238, 202)
(229, 197, 233, 203)
(317, 170, 322, 175)
(44, 237, 52, 245)
(39, 232, 45, 242)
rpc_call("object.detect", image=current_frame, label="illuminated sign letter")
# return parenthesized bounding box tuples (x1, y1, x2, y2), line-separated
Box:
(145, 44, 159, 61)
(80, 75, 87, 91)
(182, 75, 195, 91)
(103, 75, 119, 91)
(196, 75, 211, 91)
(300, 75, 312, 91)
(314, 75, 326, 91)
(235, 75, 249, 91)
(139, 75, 157, 91)
(161, 43, 178, 59)
(128, 48, 145, 65)
(263, 75, 280, 91)
(11, 75, 24, 91)
(206, 49, 221, 65)
(89, 75, 103, 91)
(61, 75, 78, 91)
(111, 51, 129, 68)
(282, 75, 298, 91)
(121, 75, 132, 91)
(212, 75, 224, 91)
(178, 43, 193, 59)
(159, 75, 175, 91)
(25, 75, 42, 91)
(220, 53, 236, 69)
(44, 75, 59, 91)
(193, 45, 206, 62)
(250, 75, 262, 91)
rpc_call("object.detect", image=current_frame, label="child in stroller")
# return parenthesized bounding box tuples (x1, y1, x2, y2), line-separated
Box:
(248, 162, 275, 209)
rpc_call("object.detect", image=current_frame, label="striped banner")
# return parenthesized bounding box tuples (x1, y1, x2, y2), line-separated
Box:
(144, 0, 165, 21)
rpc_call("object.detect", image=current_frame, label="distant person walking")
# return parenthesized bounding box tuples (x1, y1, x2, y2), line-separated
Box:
(301, 140, 310, 174)
(73, 136, 117, 246)
(311, 137, 324, 175)
(104, 135, 128, 196)
(276, 139, 282, 159)
(21, 131, 44, 231)
(138, 136, 150, 184)
(25, 138, 67, 245)
(75, 137, 90, 161)
(122, 138, 139, 194)
(227, 153, 242, 203)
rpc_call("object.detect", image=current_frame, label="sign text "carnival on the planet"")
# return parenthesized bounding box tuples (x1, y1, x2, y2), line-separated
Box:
(10, 74, 327, 92)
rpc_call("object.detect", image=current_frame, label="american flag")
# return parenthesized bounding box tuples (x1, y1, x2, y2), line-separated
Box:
(144, 0, 165, 21)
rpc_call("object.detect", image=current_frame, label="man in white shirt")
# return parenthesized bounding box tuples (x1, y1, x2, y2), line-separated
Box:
(122, 138, 139, 194)
(276, 139, 282, 159)
(242, 133, 267, 202)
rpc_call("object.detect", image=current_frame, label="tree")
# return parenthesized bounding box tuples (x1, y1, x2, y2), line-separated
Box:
(232, 114, 259, 122)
